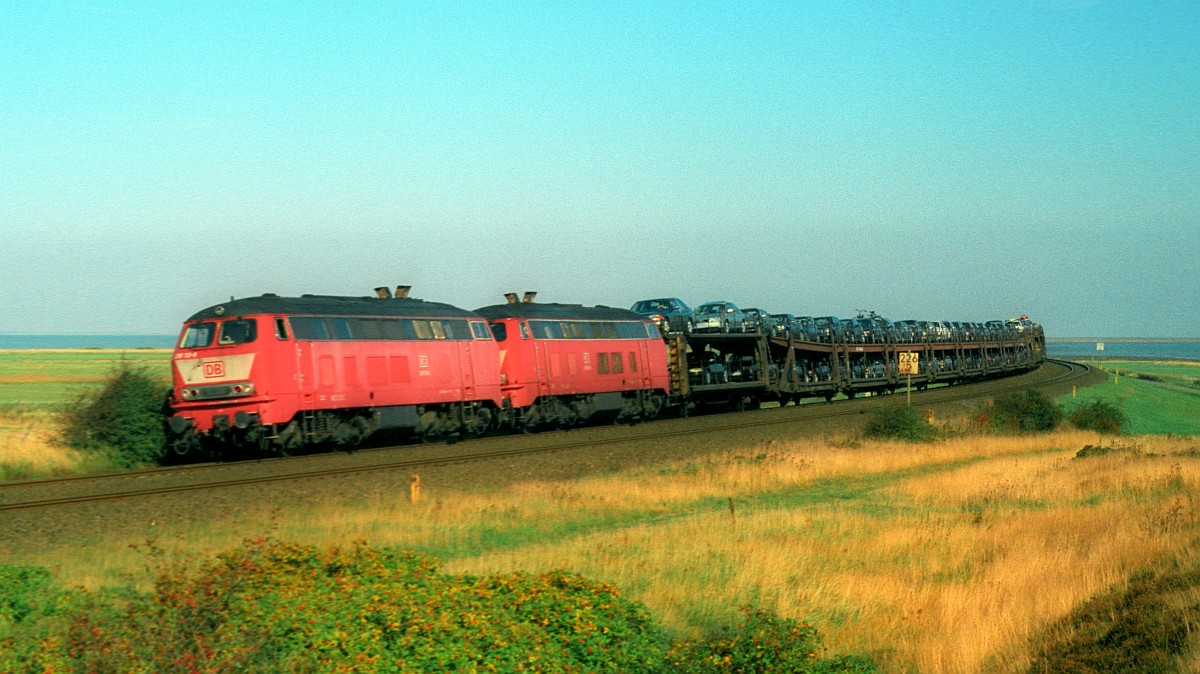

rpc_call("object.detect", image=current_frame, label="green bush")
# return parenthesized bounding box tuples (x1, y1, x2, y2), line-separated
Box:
(0, 564, 73, 674)
(663, 606, 878, 673)
(1067, 399, 1126, 434)
(863, 405, 938, 443)
(56, 537, 670, 672)
(0, 565, 62, 629)
(990, 390, 1063, 433)
(57, 360, 170, 467)
(3, 539, 879, 673)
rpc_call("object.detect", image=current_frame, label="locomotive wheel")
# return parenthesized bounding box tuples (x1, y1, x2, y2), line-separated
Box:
(462, 407, 493, 438)
(275, 420, 303, 456)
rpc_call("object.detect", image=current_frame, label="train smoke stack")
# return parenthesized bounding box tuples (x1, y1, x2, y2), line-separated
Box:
(394, 285, 411, 299)
(522, 291, 537, 303)
(504, 293, 519, 304)
(374, 287, 392, 299)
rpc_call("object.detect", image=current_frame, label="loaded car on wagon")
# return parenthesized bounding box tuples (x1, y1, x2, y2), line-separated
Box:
(692, 301, 749, 334)
(630, 297, 693, 333)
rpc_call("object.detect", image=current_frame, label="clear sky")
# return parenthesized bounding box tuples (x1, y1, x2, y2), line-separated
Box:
(2, 1, 1196, 338)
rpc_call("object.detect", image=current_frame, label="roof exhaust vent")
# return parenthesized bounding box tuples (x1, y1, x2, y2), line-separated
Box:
(374, 287, 392, 299)
(522, 291, 538, 303)
(395, 285, 411, 299)
(504, 292, 519, 304)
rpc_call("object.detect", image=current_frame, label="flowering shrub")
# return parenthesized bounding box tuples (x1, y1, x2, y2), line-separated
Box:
(0, 564, 75, 674)
(52, 537, 668, 672)
(2, 539, 875, 673)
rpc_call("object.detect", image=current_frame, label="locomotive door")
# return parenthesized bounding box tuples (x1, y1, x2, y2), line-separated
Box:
(295, 339, 316, 407)
(532, 337, 550, 396)
(458, 343, 475, 399)
(633, 339, 652, 389)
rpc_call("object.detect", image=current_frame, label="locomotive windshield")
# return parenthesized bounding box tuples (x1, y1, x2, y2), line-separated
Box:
(180, 322, 216, 348)
(218, 319, 258, 345)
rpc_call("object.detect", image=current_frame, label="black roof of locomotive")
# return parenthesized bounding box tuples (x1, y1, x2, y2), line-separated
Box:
(474, 302, 646, 322)
(185, 294, 480, 322)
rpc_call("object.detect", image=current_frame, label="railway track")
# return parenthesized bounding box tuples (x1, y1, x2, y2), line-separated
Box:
(0, 360, 1089, 514)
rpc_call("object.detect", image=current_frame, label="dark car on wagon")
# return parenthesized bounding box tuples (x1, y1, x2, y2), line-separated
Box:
(630, 298, 693, 333)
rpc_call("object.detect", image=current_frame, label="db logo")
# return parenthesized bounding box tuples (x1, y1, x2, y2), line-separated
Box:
(202, 361, 226, 378)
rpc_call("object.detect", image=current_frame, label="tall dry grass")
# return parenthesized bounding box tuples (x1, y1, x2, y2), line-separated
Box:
(17, 430, 1200, 672)
(0, 406, 91, 479)
(423, 432, 1198, 673)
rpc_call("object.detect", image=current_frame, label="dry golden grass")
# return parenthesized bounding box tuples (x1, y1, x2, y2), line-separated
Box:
(424, 432, 1199, 673)
(15, 430, 1200, 673)
(0, 408, 88, 478)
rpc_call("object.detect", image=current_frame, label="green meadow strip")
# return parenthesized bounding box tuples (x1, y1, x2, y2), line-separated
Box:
(418, 449, 1059, 562)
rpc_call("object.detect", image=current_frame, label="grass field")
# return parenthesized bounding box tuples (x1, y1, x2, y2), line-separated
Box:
(0, 349, 171, 411)
(0, 350, 171, 479)
(1056, 360, 1200, 435)
(9, 431, 1200, 673)
(3, 352, 1200, 671)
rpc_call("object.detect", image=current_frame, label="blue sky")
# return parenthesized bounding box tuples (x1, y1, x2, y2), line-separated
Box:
(1, 1, 1196, 338)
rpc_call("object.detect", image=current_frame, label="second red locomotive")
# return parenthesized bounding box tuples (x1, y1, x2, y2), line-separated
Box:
(476, 293, 671, 429)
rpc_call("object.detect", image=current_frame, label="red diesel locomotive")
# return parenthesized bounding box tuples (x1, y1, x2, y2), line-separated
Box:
(167, 289, 506, 454)
(167, 289, 669, 455)
(475, 295, 671, 428)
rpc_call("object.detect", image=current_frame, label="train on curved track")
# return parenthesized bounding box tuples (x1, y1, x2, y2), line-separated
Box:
(166, 286, 1045, 457)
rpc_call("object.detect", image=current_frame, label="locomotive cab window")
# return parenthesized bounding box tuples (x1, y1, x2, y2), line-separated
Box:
(490, 323, 508, 342)
(470, 322, 492, 340)
(274, 318, 289, 340)
(218, 319, 257, 345)
(180, 322, 217, 348)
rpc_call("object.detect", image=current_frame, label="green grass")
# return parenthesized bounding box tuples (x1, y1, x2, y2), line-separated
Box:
(1097, 360, 1200, 387)
(1059, 361, 1200, 435)
(0, 350, 171, 410)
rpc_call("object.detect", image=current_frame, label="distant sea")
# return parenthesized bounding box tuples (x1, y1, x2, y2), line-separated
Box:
(1047, 340, 1200, 362)
(0, 335, 176, 350)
